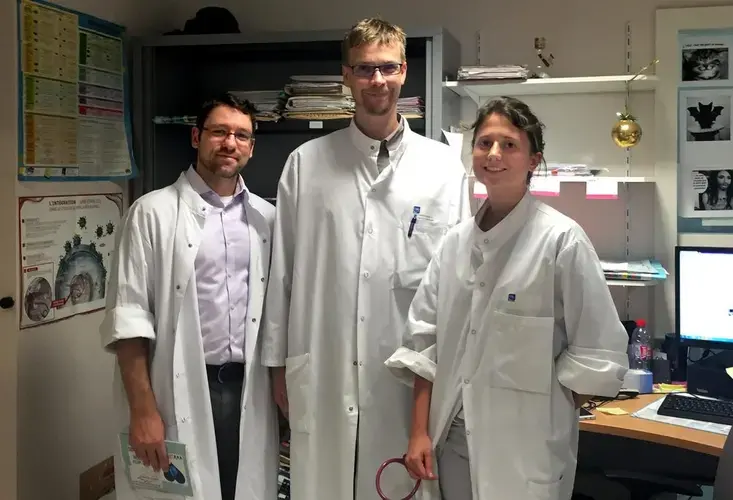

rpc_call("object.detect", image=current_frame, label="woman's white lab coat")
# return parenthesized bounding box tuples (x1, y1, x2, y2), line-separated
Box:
(261, 119, 471, 500)
(386, 193, 629, 500)
(100, 172, 280, 500)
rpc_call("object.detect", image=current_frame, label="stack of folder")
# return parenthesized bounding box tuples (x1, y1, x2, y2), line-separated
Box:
(281, 75, 355, 120)
(600, 259, 669, 284)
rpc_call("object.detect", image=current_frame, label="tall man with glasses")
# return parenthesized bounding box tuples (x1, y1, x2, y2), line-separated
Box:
(262, 18, 471, 500)
(101, 93, 279, 500)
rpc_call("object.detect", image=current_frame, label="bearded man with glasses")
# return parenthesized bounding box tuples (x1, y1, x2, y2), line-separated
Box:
(101, 93, 279, 500)
(262, 17, 471, 500)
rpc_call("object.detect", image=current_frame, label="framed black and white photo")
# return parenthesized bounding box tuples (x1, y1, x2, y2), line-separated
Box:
(679, 30, 732, 86)
(679, 89, 733, 166)
(681, 167, 733, 218)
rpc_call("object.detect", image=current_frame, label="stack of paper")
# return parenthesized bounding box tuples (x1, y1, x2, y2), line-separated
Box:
(282, 75, 354, 120)
(457, 65, 529, 81)
(278, 439, 291, 499)
(600, 259, 669, 283)
(118, 433, 194, 497)
(397, 96, 424, 119)
(229, 90, 285, 122)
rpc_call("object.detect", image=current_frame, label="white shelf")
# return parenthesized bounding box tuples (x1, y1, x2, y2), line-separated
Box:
(544, 176, 654, 183)
(444, 75, 658, 104)
(607, 279, 660, 287)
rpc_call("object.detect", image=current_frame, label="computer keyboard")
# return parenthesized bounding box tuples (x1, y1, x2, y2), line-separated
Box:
(657, 393, 733, 426)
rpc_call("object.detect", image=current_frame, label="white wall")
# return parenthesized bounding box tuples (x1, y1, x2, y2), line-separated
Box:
(2, 1, 156, 499)
(5, 0, 731, 498)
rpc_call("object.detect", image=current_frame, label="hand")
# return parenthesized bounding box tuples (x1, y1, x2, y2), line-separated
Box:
(405, 433, 436, 480)
(129, 410, 168, 472)
(272, 367, 289, 417)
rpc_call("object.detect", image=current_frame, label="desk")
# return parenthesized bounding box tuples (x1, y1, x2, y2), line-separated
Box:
(580, 394, 726, 457)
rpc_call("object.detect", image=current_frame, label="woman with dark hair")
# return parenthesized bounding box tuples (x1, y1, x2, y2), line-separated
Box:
(696, 169, 733, 210)
(385, 97, 630, 499)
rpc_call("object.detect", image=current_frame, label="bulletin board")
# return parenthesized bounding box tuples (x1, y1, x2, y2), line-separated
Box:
(676, 27, 733, 233)
(16, 0, 137, 181)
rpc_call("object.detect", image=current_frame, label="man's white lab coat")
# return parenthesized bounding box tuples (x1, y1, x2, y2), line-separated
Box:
(386, 193, 629, 500)
(100, 172, 279, 500)
(261, 119, 471, 500)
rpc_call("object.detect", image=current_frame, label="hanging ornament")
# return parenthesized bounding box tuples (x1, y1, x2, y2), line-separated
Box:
(611, 58, 659, 149)
(611, 112, 642, 148)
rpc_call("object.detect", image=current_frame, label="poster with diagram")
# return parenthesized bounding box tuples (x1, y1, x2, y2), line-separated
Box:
(16, 0, 137, 181)
(19, 193, 123, 329)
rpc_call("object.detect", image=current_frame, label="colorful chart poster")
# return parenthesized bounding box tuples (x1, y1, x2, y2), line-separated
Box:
(17, 0, 137, 181)
(18, 193, 123, 329)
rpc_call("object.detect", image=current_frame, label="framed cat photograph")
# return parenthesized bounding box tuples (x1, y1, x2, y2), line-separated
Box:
(679, 29, 732, 86)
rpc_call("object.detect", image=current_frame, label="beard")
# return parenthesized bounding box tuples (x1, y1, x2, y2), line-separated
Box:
(199, 149, 246, 178)
(361, 90, 395, 116)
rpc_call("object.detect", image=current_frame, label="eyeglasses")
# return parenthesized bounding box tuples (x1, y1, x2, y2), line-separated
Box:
(349, 63, 403, 78)
(203, 127, 253, 143)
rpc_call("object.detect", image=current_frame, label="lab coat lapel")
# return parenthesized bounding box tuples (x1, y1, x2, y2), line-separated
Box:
(171, 173, 207, 320)
(243, 201, 269, 373)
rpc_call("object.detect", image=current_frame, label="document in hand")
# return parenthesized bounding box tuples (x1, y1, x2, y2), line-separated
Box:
(118, 432, 194, 497)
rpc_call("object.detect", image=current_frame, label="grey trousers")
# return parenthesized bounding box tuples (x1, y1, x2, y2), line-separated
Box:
(207, 363, 245, 500)
(438, 412, 473, 500)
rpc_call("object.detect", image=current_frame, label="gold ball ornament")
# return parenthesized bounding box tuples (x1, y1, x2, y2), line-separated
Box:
(611, 113, 642, 148)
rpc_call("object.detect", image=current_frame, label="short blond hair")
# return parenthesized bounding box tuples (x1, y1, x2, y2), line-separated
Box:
(342, 18, 407, 64)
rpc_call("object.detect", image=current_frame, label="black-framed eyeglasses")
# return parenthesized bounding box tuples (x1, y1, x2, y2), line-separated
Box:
(349, 63, 403, 78)
(203, 127, 253, 143)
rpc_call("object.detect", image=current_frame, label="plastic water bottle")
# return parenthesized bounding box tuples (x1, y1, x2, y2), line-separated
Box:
(630, 319, 652, 371)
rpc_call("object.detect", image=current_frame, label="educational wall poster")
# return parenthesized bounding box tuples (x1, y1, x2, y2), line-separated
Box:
(678, 28, 733, 233)
(17, 0, 137, 181)
(18, 193, 123, 329)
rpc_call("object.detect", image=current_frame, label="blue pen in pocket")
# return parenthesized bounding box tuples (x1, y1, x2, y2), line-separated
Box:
(408, 205, 420, 238)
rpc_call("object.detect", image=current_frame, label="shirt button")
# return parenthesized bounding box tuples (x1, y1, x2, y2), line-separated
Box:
(363, 271, 369, 278)
(466, 430, 471, 436)
(371, 188, 376, 192)
(464, 378, 469, 384)
(176, 285, 181, 290)
(360, 316, 365, 321)
(480, 282, 485, 287)
(484, 239, 489, 244)
(471, 329, 476, 335)
(368, 228, 374, 234)
(231, 305, 235, 310)
(262, 238, 267, 243)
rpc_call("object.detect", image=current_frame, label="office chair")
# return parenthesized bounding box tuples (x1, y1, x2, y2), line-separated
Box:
(713, 427, 733, 499)
(603, 470, 703, 499)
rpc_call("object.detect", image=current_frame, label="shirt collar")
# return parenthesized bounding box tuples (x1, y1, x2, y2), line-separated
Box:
(185, 165, 247, 207)
(347, 114, 409, 156)
(473, 190, 535, 252)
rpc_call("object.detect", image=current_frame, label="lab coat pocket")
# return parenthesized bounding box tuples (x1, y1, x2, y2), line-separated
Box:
(393, 220, 448, 290)
(490, 310, 554, 395)
(285, 353, 313, 434)
(527, 477, 562, 500)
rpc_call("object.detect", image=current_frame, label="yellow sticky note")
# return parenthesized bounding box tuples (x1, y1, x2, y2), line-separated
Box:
(726, 367, 733, 380)
(596, 407, 628, 416)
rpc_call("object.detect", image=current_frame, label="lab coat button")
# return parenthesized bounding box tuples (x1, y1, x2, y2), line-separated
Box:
(471, 329, 476, 335)
(371, 188, 376, 192)
(252, 318, 257, 322)
(360, 316, 365, 322)
(353, 361, 357, 366)
(176, 285, 180, 290)
(480, 282, 485, 287)
(349, 406, 354, 411)
(260, 277, 265, 282)
(368, 228, 374, 234)
(363, 271, 369, 278)
(262, 238, 267, 243)
(188, 243, 192, 248)
(464, 378, 469, 384)
(466, 430, 471, 436)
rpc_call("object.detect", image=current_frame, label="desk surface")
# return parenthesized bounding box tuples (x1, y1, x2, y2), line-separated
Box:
(580, 394, 727, 457)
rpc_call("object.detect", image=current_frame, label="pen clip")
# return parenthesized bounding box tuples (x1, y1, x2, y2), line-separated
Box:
(408, 206, 420, 238)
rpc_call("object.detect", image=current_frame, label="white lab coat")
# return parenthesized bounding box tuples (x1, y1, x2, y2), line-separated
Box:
(100, 172, 280, 500)
(261, 119, 471, 500)
(386, 193, 629, 500)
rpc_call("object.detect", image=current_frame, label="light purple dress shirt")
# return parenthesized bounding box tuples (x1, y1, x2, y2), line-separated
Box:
(186, 166, 250, 365)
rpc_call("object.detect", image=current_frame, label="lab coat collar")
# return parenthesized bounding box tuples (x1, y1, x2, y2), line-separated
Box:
(184, 164, 248, 207)
(473, 190, 535, 251)
(173, 167, 243, 218)
(347, 114, 410, 157)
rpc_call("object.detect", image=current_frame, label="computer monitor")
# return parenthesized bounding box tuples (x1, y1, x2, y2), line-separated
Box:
(676, 245, 733, 349)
